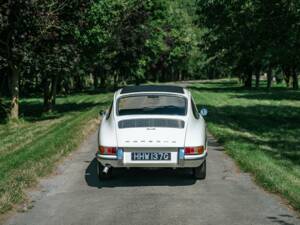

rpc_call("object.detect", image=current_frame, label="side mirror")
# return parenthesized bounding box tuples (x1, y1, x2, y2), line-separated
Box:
(199, 108, 208, 117)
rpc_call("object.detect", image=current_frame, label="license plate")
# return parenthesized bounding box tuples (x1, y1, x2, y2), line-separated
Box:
(131, 152, 171, 161)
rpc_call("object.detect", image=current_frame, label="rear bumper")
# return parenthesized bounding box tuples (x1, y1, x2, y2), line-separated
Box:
(96, 151, 207, 168)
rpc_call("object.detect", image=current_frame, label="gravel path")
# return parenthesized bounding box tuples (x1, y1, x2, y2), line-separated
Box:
(4, 131, 300, 225)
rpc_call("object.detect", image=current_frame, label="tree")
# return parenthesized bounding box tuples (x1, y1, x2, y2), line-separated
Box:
(0, 0, 38, 119)
(0, 0, 92, 117)
(195, 0, 300, 89)
(76, 0, 201, 86)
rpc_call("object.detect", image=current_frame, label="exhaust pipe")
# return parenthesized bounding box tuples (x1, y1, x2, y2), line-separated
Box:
(103, 165, 111, 174)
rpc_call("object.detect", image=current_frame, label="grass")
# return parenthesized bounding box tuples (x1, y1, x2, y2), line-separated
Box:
(1, 79, 299, 214)
(0, 92, 112, 213)
(190, 79, 300, 211)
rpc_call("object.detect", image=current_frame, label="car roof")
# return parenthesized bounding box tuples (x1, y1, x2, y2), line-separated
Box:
(120, 85, 185, 94)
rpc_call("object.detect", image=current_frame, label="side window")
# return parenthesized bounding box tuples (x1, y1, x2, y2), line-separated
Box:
(191, 98, 200, 119)
(106, 101, 113, 120)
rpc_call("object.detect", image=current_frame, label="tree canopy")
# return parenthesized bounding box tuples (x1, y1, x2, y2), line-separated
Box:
(196, 0, 300, 88)
(0, 0, 299, 120)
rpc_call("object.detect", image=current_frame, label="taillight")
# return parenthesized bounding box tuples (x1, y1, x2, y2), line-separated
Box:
(99, 146, 117, 155)
(184, 146, 204, 155)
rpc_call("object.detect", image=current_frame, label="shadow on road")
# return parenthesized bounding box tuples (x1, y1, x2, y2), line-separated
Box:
(85, 158, 196, 188)
(267, 215, 296, 225)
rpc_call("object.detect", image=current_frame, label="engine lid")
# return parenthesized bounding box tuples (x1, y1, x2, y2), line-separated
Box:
(116, 127, 186, 147)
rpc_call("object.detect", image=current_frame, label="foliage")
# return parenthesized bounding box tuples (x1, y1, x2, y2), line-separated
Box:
(76, 0, 201, 85)
(1, 0, 299, 118)
(195, 0, 300, 88)
(0, 0, 203, 119)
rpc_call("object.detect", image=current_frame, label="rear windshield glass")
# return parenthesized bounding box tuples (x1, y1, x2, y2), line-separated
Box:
(117, 94, 187, 116)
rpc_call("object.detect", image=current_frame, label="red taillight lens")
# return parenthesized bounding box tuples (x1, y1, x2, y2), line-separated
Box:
(184, 146, 204, 155)
(184, 147, 194, 155)
(99, 146, 116, 155)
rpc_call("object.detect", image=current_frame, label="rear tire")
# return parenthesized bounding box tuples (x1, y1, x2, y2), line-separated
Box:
(193, 160, 206, 180)
(96, 161, 113, 180)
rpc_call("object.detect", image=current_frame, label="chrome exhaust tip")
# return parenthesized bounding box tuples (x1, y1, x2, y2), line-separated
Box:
(103, 165, 110, 174)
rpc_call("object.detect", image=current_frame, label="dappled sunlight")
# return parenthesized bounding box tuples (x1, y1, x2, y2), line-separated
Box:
(190, 80, 300, 210)
(0, 92, 112, 213)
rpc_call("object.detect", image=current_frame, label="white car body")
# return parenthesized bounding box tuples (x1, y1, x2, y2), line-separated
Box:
(96, 85, 207, 179)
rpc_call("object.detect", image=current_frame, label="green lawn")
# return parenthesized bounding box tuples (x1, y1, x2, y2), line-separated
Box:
(1, 80, 299, 214)
(190, 79, 300, 210)
(0, 92, 111, 213)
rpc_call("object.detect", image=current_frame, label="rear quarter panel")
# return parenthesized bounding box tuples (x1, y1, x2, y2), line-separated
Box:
(184, 93, 207, 148)
(98, 92, 118, 147)
(98, 116, 118, 147)
(184, 116, 206, 147)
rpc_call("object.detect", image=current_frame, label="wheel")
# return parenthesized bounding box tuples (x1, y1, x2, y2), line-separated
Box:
(193, 160, 206, 180)
(96, 161, 113, 180)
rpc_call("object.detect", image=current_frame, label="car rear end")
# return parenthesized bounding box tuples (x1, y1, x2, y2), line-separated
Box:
(96, 86, 207, 179)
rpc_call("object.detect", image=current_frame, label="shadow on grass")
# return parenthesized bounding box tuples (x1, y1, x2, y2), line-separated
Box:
(189, 83, 300, 101)
(192, 80, 240, 86)
(200, 104, 300, 165)
(68, 88, 112, 96)
(236, 91, 300, 101)
(17, 99, 110, 122)
(189, 85, 245, 93)
(85, 158, 196, 188)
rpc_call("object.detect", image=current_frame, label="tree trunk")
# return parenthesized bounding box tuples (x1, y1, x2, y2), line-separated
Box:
(100, 75, 106, 88)
(155, 72, 160, 83)
(92, 73, 98, 89)
(135, 77, 141, 86)
(178, 71, 182, 81)
(43, 77, 52, 112)
(255, 73, 260, 88)
(292, 67, 299, 90)
(113, 73, 118, 90)
(244, 69, 252, 88)
(50, 76, 58, 105)
(63, 78, 71, 94)
(255, 67, 260, 88)
(160, 72, 165, 82)
(244, 76, 252, 88)
(282, 66, 291, 88)
(43, 76, 58, 112)
(74, 75, 83, 91)
(267, 68, 273, 90)
(285, 75, 291, 88)
(170, 66, 175, 81)
(181, 72, 185, 81)
(10, 66, 19, 119)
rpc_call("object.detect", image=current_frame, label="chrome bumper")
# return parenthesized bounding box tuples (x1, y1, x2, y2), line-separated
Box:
(96, 151, 207, 168)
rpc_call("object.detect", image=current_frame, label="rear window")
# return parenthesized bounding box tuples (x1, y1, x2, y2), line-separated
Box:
(117, 94, 187, 116)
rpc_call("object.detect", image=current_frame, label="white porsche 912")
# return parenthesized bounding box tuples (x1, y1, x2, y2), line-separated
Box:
(96, 85, 208, 180)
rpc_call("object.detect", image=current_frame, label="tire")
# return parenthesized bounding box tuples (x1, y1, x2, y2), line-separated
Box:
(96, 161, 113, 180)
(193, 160, 206, 180)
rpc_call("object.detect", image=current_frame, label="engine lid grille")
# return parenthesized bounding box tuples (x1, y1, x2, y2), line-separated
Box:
(118, 119, 185, 129)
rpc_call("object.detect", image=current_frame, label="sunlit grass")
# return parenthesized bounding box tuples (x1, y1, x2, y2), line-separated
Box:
(0, 92, 111, 213)
(190, 79, 300, 210)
